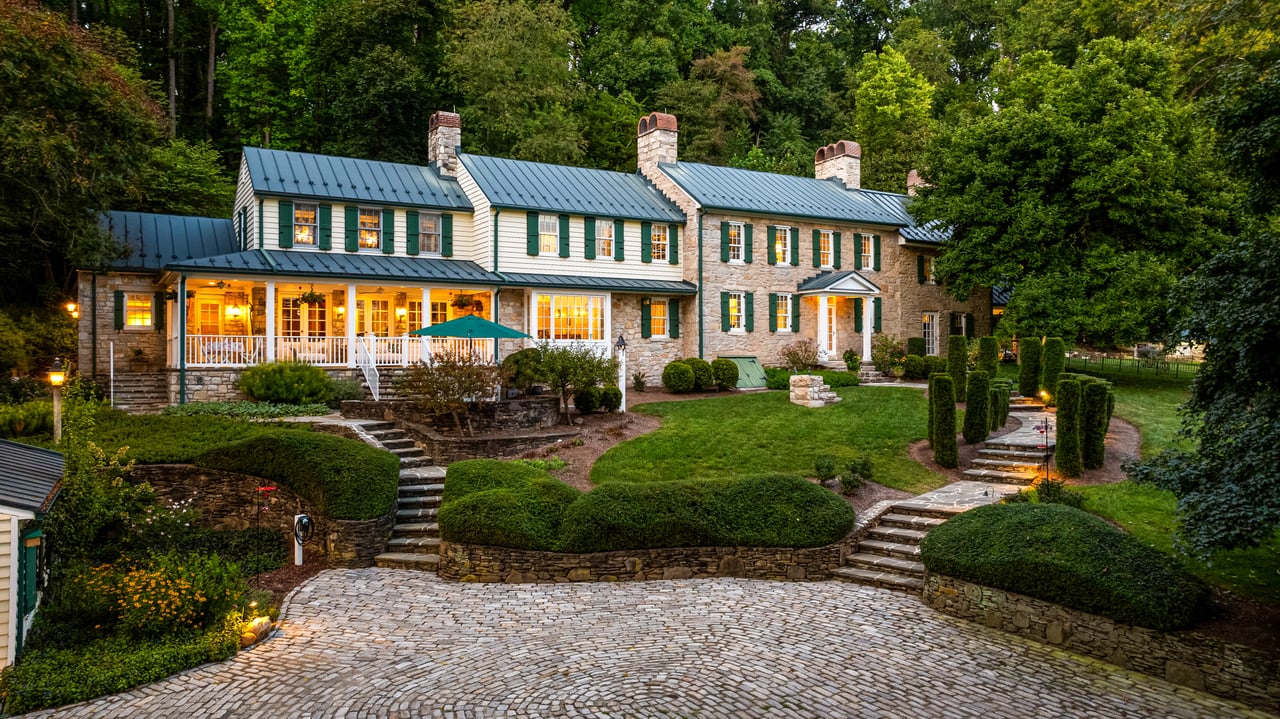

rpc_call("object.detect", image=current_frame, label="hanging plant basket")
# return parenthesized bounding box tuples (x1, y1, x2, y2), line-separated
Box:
(298, 288, 327, 307)
(451, 295, 475, 310)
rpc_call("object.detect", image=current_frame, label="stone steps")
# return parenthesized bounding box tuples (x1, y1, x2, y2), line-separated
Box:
(970, 458, 1042, 472)
(374, 552, 440, 571)
(398, 494, 441, 509)
(831, 567, 924, 592)
(866, 525, 928, 544)
(877, 513, 946, 531)
(397, 507, 438, 521)
(856, 539, 920, 560)
(978, 448, 1045, 460)
(387, 535, 441, 550)
(962, 468, 1038, 485)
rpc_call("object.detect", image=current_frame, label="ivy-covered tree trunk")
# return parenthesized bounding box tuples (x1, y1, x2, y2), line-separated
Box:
(932, 374, 958, 468)
(1082, 382, 1110, 469)
(947, 335, 968, 402)
(1018, 338, 1042, 397)
(1054, 379, 1083, 477)
(1041, 337, 1066, 398)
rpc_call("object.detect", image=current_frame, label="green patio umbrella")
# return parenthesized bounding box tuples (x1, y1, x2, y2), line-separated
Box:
(408, 314, 531, 339)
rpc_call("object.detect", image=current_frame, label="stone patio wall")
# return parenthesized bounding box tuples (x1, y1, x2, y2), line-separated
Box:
(923, 573, 1280, 714)
(341, 397, 560, 433)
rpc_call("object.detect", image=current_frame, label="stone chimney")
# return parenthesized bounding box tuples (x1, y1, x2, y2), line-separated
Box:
(637, 112, 679, 173)
(428, 111, 462, 176)
(814, 140, 861, 189)
(907, 169, 926, 196)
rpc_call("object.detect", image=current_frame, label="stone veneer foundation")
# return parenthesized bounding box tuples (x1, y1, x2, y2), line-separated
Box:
(923, 573, 1280, 714)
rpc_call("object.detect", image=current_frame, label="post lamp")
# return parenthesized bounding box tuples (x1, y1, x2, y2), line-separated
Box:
(48, 358, 66, 444)
(65, 301, 79, 319)
(615, 334, 627, 414)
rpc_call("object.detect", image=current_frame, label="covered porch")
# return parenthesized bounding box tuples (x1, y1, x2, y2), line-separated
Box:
(797, 270, 881, 365)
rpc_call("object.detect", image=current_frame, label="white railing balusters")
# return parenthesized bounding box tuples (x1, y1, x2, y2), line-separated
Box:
(355, 336, 380, 401)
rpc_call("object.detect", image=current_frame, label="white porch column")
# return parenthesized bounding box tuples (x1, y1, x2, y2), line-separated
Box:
(817, 295, 830, 360)
(265, 282, 276, 362)
(346, 284, 358, 367)
(421, 287, 430, 361)
(862, 294, 874, 361)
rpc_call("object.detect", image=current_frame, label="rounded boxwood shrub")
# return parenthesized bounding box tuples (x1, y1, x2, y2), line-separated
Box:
(906, 337, 926, 357)
(711, 358, 739, 390)
(600, 386, 623, 412)
(572, 385, 602, 414)
(919, 503, 1211, 630)
(684, 357, 714, 391)
(1018, 339, 1042, 398)
(662, 360, 695, 393)
(924, 355, 947, 378)
(235, 361, 333, 405)
(903, 354, 926, 380)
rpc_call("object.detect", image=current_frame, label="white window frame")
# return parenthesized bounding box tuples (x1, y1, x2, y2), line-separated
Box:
(421, 212, 442, 254)
(727, 291, 745, 333)
(776, 292, 792, 332)
(596, 219, 613, 258)
(922, 311, 939, 355)
(652, 224, 668, 261)
(430, 301, 449, 325)
(860, 234, 872, 270)
(124, 294, 154, 329)
(293, 203, 318, 246)
(358, 208, 381, 250)
(774, 225, 790, 265)
(923, 255, 937, 284)
(728, 222, 744, 262)
(819, 229, 834, 268)
(650, 299, 669, 338)
(539, 215, 557, 254)
(533, 292, 608, 344)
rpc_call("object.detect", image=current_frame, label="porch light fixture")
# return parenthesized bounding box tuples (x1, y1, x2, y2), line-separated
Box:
(65, 301, 79, 319)
(48, 358, 65, 444)
(395, 306, 407, 319)
(226, 305, 244, 319)
(615, 335, 627, 351)
(335, 305, 346, 316)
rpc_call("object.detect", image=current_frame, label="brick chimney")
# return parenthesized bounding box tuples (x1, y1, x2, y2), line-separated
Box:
(637, 112, 679, 173)
(907, 169, 926, 196)
(814, 140, 861, 189)
(428, 111, 461, 177)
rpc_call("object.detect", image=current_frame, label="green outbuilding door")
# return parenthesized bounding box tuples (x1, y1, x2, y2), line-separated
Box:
(15, 525, 41, 656)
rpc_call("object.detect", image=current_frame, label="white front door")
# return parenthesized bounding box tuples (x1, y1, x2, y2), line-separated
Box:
(825, 301, 838, 356)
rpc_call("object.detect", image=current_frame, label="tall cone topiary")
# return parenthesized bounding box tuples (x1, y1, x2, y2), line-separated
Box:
(933, 374, 958, 468)
(977, 336, 999, 379)
(1018, 338, 1042, 398)
(1082, 382, 1110, 469)
(948, 335, 968, 402)
(963, 371, 991, 443)
(1055, 379, 1083, 477)
(989, 387, 1001, 432)
(927, 373, 941, 448)
(1042, 337, 1066, 398)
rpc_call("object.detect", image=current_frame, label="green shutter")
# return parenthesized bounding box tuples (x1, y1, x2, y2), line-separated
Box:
(318, 204, 332, 250)
(833, 231, 842, 269)
(641, 222, 652, 263)
(153, 291, 165, 332)
(854, 298, 863, 332)
(441, 214, 453, 257)
(744, 224, 753, 264)
(917, 254, 926, 283)
(791, 293, 800, 332)
(345, 206, 358, 251)
(720, 292, 730, 332)
(812, 229, 821, 267)
(767, 227, 777, 265)
(768, 292, 778, 332)
(113, 290, 124, 330)
(641, 298, 652, 339)
(669, 298, 680, 338)
(853, 233, 862, 270)
(790, 227, 800, 266)
(874, 297, 883, 332)
(558, 214, 570, 257)
(873, 235, 881, 271)
(668, 224, 679, 264)
(278, 200, 293, 248)
(584, 217, 596, 259)
(237, 208, 247, 250)
(382, 209, 395, 253)
(745, 292, 755, 332)
(527, 212, 540, 255)
(720, 221, 730, 262)
(965, 313, 975, 339)
(406, 211, 420, 256)
(614, 219, 625, 260)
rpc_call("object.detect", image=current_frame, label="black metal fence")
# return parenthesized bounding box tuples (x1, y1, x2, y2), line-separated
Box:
(1064, 356, 1200, 378)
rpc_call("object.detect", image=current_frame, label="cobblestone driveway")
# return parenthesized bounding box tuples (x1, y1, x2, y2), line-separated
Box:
(30, 569, 1272, 718)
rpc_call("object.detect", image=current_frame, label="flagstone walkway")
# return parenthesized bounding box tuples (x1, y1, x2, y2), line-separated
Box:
(28, 570, 1272, 719)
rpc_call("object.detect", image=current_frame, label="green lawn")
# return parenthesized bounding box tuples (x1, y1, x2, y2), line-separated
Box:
(593, 387, 950, 494)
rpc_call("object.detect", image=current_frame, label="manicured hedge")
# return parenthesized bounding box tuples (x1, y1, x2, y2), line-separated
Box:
(440, 459, 551, 503)
(90, 410, 290, 464)
(1041, 337, 1066, 397)
(1082, 382, 1110, 469)
(1018, 339, 1042, 397)
(947, 335, 968, 402)
(924, 355, 947, 378)
(977, 336, 999, 378)
(684, 357, 714, 391)
(1055, 379, 1083, 477)
(962, 370, 990, 444)
(919, 503, 1211, 630)
(931, 374, 958, 467)
(195, 431, 398, 520)
(437, 479, 581, 550)
(903, 354, 926, 380)
(662, 361, 695, 393)
(906, 337, 926, 357)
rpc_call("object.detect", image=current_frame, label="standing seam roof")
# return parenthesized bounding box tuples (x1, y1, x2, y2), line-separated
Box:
(0, 439, 63, 514)
(99, 212, 239, 272)
(243, 147, 472, 210)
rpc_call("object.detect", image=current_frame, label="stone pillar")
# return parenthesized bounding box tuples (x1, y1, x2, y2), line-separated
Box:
(862, 295, 874, 362)
(265, 281, 276, 362)
(637, 112, 679, 174)
(428, 111, 462, 177)
(814, 140, 861, 190)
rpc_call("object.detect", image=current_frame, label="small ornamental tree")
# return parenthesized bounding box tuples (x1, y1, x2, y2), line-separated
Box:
(977, 336, 999, 378)
(1082, 382, 1110, 469)
(538, 342, 619, 423)
(781, 338, 820, 373)
(947, 335, 968, 402)
(963, 371, 991, 443)
(1041, 337, 1066, 398)
(1018, 338, 1042, 398)
(397, 351, 503, 435)
(932, 374, 958, 467)
(1055, 379, 1083, 477)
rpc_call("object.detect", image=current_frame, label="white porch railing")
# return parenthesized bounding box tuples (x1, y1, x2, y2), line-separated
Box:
(276, 336, 348, 365)
(185, 335, 266, 366)
(354, 336, 380, 402)
(179, 334, 496, 371)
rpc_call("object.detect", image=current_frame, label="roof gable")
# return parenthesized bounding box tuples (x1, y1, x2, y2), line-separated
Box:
(242, 147, 472, 210)
(797, 270, 881, 295)
(100, 211, 239, 273)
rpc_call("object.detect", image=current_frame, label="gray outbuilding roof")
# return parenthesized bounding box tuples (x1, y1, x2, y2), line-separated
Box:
(165, 250, 502, 286)
(100, 212, 238, 273)
(498, 273, 698, 295)
(460, 154, 684, 222)
(243, 147, 472, 210)
(0, 439, 62, 514)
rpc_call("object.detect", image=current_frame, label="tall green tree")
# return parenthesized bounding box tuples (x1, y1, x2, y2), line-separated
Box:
(849, 46, 935, 191)
(656, 46, 761, 164)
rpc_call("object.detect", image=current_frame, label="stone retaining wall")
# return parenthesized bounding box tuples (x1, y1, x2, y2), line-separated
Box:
(438, 540, 848, 583)
(923, 573, 1280, 714)
(132, 464, 394, 568)
(341, 397, 560, 433)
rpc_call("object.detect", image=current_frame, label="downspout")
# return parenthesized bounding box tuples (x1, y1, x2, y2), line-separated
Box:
(90, 272, 98, 377)
(178, 273, 187, 404)
(492, 208, 503, 362)
(697, 211, 705, 359)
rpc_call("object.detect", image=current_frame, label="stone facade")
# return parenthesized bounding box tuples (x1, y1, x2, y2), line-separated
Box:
(341, 397, 560, 433)
(924, 573, 1280, 714)
(789, 374, 838, 407)
(438, 540, 848, 584)
(168, 367, 365, 404)
(77, 270, 169, 378)
(132, 464, 394, 567)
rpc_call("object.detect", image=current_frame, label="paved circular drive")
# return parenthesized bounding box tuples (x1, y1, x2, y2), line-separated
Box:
(31, 570, 1270, 718)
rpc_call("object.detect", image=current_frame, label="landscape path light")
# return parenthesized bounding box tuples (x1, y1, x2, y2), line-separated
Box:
(48, 358, 66, 443)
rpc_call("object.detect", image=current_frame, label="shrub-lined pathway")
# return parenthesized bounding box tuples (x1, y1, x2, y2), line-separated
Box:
(29, 570, 1270, 718)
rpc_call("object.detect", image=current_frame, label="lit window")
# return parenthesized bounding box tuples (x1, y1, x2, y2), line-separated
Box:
(430, 301, 449, 325)
(861, 235, 872, 270)
(650, 300, 668, 337)
(596, 219, 613, 258)
(422, 213, 442, 254)
(535, 294, 605, 341)
(408, 300, 423, 330)
(776, 293, 791, 332)
(922, 312, 938, 355)
(727, 223, 744, 262)
(281, 298, 327, 337)
(727, 291, 745, 331)
(819, 229, 833, 267)
(539, 215, 557, 253)
(652, 224, 668, 261)
(294, 203, 318, 245)
(358, 209, 381, 249)
(774, 226, 790, 265)
(125, 295, 153, 327)
(922, 255, 936, 284)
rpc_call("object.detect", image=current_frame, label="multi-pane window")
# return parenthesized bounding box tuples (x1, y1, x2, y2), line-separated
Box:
(727, 222, 744, 261)
(596, 219, 613, 258)
(652, 224, 668, 261)
(650, 300, 668, 337)
(774, 226, 790, 265)
(861, 235, 873, 269)
(293, 203, 318, 245)
(407, 300, 423, 330)
(539, 215, 557, 254)
(775, 293, 791, 332)
(421, 213, 442, 254)
(358, 209, 381, 249)
(922, 255, 936, 284)
(198, 302, 220, 335)
(727, 291, 745, 331)
(535, 294, 605, 341)
(922, 312, 938, 355)
(430, 301, 449, 325)
(819, 230, 834, 267)
(125, 295, 153, 327)
(281, 298, 327, 337)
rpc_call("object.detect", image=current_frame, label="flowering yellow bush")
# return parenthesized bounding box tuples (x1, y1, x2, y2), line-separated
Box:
(82, 552, 244, 637)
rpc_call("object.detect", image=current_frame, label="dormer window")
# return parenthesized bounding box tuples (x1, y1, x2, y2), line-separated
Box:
(422, 213, 442, 254)
(358, 208, 381, 250)
(293, 203, 318, 245)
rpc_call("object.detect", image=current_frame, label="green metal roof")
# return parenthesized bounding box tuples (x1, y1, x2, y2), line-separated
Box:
(165, 249, 501, 286)
(460, 153, 684, 222)
(498, 272, 697, 295)
(100, 211, 239, 273)
(659, 162, 906, 226)
(243, 147, 472, 210)
(0, 439, 62, 514)
(992, 285, 1012, 306)
(861, 190, 952, 244)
